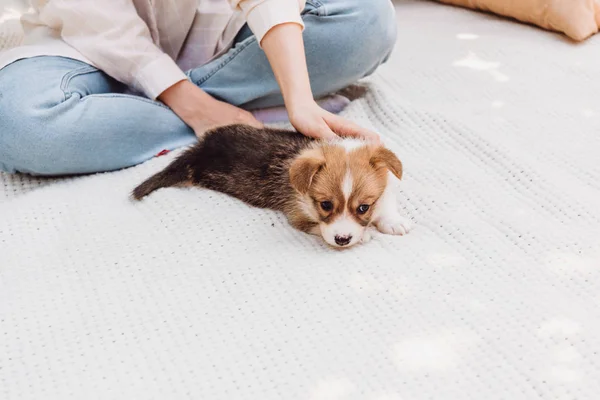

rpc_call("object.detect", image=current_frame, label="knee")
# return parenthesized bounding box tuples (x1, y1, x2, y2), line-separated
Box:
(0, 98, 26, 173)
(334, 0, 398, 71)
(0, 99, 61, 175)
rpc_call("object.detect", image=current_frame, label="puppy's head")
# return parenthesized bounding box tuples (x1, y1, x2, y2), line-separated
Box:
(289, 140, 402, 248)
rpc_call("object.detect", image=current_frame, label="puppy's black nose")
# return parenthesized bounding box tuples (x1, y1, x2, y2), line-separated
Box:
(334, 235, 352, 246)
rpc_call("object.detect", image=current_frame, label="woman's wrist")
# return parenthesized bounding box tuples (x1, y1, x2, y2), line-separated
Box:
(285, 91, 315, 113)
(158, 80, 210, 124)
(286, 97, 319, 124)
(157, 79, 263, 134)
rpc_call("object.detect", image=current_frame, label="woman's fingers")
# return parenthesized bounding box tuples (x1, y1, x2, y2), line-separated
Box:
(288, 100, 379, 142)
(237, 109, 264, 128)
(289, 111, 337, 140)
(302, 119, 337, 140)
(325, 113, 380, 142)
(313, 123, 338, 140)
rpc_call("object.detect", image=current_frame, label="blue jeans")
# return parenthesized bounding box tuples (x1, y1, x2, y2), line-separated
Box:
(0, 0, 396, 175)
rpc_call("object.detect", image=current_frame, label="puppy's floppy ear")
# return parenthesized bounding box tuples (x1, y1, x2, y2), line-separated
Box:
(370, 146, 403, 180)
(289, 148, 325, 194)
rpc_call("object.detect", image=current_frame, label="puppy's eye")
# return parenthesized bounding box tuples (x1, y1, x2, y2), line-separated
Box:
(320, 201, 333, 212)
(357, 204, 370, 214)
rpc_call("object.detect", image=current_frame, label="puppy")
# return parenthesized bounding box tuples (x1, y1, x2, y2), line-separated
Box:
(132, 124, 412, 248)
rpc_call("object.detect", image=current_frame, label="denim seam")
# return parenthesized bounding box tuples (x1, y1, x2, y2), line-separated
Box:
(58, 67, 170, 110)
(79, 93, 172, 110)
(305, 0, 327, 16)
(192, 36, 258, 86)
(59, 66, 99, 102)
(305, 0, 323, 8)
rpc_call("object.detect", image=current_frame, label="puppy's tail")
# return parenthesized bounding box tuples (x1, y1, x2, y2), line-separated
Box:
(131, 157, 190, 201)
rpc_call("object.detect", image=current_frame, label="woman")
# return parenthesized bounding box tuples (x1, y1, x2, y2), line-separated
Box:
(0, 0, 397, 175)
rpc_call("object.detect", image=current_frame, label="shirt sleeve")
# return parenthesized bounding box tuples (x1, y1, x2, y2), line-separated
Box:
(231, 0, 306, 46)
(41, 0, 188, 100)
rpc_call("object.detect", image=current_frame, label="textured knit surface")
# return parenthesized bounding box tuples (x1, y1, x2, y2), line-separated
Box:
(0, 0, 26, 51)
(2, 1, 600, 399)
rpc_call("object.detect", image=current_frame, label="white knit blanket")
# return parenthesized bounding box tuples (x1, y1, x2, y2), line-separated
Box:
(2, 1, 600, 399)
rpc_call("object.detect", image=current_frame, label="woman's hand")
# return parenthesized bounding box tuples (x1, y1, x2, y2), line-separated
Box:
(159, 80, 263, 137)
(261, 23, 378, 142)
(288, 100, 380, 142)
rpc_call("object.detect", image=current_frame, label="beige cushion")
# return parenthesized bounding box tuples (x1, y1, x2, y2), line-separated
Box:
(438, 0, 600, 41)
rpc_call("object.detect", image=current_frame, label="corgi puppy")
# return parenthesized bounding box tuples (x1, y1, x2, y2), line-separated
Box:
(132, 124, 412, 248)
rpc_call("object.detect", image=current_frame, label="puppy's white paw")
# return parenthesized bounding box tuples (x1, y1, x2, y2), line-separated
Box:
(375, 214, 413, 236)
(361, 229, 374, 244)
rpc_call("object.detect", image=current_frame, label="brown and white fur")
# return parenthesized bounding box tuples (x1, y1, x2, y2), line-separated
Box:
(132, 124, 412, 248)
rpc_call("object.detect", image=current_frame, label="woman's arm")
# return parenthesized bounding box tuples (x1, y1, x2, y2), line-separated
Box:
(44, 0, 186, 100)
(43, 0, 261, 134)
(261, 23, 379, 141)
(44, 0, 374, 139)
